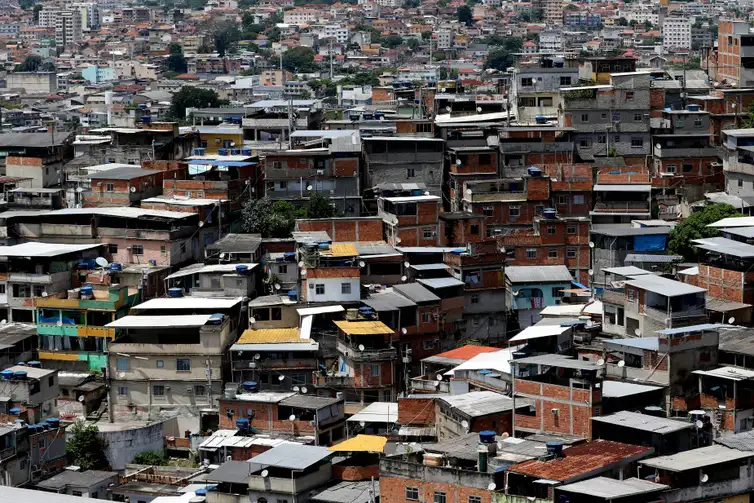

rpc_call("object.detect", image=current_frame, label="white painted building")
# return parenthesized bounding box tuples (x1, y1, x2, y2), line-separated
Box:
(663, 17, 692, 51)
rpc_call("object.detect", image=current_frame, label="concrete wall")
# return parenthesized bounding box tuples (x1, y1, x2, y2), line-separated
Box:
(7, 72, 57, 94)
(92, 417, 178, 470)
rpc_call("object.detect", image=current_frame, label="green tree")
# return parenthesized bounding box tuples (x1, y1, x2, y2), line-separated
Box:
(66, 421, 110, 470)
(617, 17, 628, 26)
(382, 35, 403, 49)
(15, 55, 42, 72)
(241, 197, 308, 237)
(241, 197, 273, 235)
(165, 44, 188, 73)
(308, 192, 336, 218)
(132, 450, 170, 465)
(282, 46, 315, 72)
(212, 25, 241, 58)
(167, 87, 223, 121)
(457, 5, 473, 25)
(668, 203, 744, 260)
(40, 61, 56, 72)
(32, 4, 42, 22)
(407, 38, 420, 50)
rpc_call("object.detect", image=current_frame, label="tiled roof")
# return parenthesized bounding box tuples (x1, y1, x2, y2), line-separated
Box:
(508, 440, 652, 481)
(236, 328, 300, 344)
(433, 345, 498, 361)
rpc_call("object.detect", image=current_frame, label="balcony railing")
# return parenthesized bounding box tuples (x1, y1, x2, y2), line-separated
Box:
(337, 340, 397, 362)
(592, 201, 650, 213)
(313, 374, 355, 387)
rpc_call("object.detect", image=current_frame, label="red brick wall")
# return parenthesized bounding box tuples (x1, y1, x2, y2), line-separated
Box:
(333, 464, 379, 480)
(380, 476, 492, 503)
(352, 361, 394, 387)
(296, 218, 383, 242)
(514, 379, 599, 438)
(217, 399, 317, 435)
(398, 397, 436, 425)
(696, 264, 754, 304)
(472, 413, 512, 436)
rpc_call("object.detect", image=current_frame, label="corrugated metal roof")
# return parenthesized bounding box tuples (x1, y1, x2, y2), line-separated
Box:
(296, 305, 344, 316)
(439, 391, 520, 417)
(433, 345, 499, 361)
(693, 366, 754, 381)
(206, 461, 250, 484)
(509, 440, 652, 481)
(362, 292, 416, 311)
(657, 323, 729, 335)
(333, 320, 394, 335)
(692, 236, 754, 258)
(605, 337, 660, 352)
(601, 381, 663, 398)
(132, 297, 243, 311)
(281, 394, 341, 409)
(602, 266, 654, 277)
(590, 226, 671, 237)
(708, 216, 754, 228)
(509, 324, 572, 343)
(417, 277, 465, 289)
(719, 327, 754, 357)
(346, 402, 398, 423)
(328, 434, 387, 453)
(0, 242, 102, 258)
(593, 184, 651, 192)
(392, 283, 441, 303)
(236, 328, 301, 344)
(512, 354, 603, 371)
(311, 480, 379, 503)
(398, 426, 436, 437)
(324, 243, 358, 257)
(106, 315, 212, 328)
(445, 348, 517, 376)
(706, 296, 752, 312)
(506, 265, 573, 284)
(624, 275, 706, 297)
(409, 263, 448, 271)
(557, 477, 668, 498)
(720, 226, 754, 239)
(640, 444, 753, 472)
(231, 342, 318, 352)
(716, 430, 754, 451)
(592, 411, 691, 433)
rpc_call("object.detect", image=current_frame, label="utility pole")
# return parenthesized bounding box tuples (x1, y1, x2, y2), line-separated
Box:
(329, 38, 334, 80)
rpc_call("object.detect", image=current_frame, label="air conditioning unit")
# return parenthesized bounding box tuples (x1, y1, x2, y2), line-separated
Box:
(186, 387, 193, 393)
(316, 169, 324, 175)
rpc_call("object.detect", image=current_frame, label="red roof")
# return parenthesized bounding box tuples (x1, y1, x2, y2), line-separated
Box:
(509, 440, 652, 481)
(433, 345, 499, 361)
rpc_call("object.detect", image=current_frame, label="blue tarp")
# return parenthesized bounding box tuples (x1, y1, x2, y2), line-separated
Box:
(634, 235, 666, 252)
(571, 281, 588, 289)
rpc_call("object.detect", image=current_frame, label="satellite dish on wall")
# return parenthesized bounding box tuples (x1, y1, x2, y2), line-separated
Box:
(401, 327, 407, 335)
(618, 360, 626, 368)
(278, 375, 285, 381)
(358, 344, 365, 351)
(301, 386, 308, 394)
(359, 261, 365, 268)
(298, 261, 305, 268)
(56, 320, 63, 327)
(401, 275, 408, 282)
(307, 185, 313, 191)
(289, 414, 296, 421)
(729, 317, 736, 324)
(701, 473, 709, 483)
(249, 317, 256, 324)
(461, 420, 469, 429)
(635, 328, 642, 336)
(588, 269, 594, 276)
(436, 374, 443, 381)
(696, 420, 704, 428)
(274, 284, 281, 290)
(404, 261, 410, 268)
(254, 353, 261, 360)
(261, 470, 269, 478)
(487, 483, 496, 491)
(293, 386, 300, 392)
(96, 257, 109, 268)
(130, 186, 136, 193)
(588, 241, 595, 248)
(597, 358, 605, 366)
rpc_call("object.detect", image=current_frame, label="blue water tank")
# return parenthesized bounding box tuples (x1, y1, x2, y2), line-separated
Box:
(546, 440, 564, 456)
(235, 418, 250, 431)
(288, 290, 297, 301)
(9, 408, 20, 415)
(168, 288, 183, 298)
(218, 148, 229, 156)
(687, 104, 700, 112)
(235, 264, 249, 275)
(80, 286, 94, 297)
(535, 115, 547, 124)
(193, 148, 206, 156)
(141, 115, 152, 124)
(241, 148, 252, 156)
(206, 313, 225, 325)
(195, 488, 208, 496)
(479, 431, 496, 444)
(14, 371, 27, 380)
(46, 418, 60, 428)
(27, 361, 41, 368)
(242, 381, 258, 392)
(543, 208, 557, 219)
(527, 167, 542, 178)
(109, 262, 122, 272)
(149, 259, 157, 266)
(1, 370, 14, 380)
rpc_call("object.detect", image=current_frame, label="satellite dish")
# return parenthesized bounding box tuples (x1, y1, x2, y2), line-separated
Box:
(701, 473, 709, 483)
(396, 237, 402, 243)
(445, 105, 451, 111)
(41, 292, 48, 297)
(249, 362, 257, 369)
(0, 320, 6, 325)
(512, 290, 520, 296)
(301, 386, 308, 394)
(696, 420, 704, 428)
(461, 420, 469, 429)
(729, 317, 736, 324)
(456, 159, 462, 166)
(359, 421, 366, 427)
(358, 344, 365, 351)
(487, 482, 496, 491)
(254, 353, 261, 360)
(618, 360, 626, 368)
(401, 327, 407, 335)
(198, 221, 205, 227)
(477, 107, 483, 113)
(401, 275, 408, 282)
(278, 375, 285, 381)
(274, 284, 281, 290)
(588, 269, 594, 276)
(249, 317, 256, 324)
(404, 261, 410, 268)
(466, 188, 472, 194)
(95, 257, 109, 268)
(117, 372, 125, 378)
(130, 186, 136, 193)
(359, 261, 365, 268)
(301, 269, 307, 277)
(220, 253, 227, 259)
(436, 374, 443, 381)
(298, 261, 305, 268)
(597, 358, 605, 366)
(261, 469, 269, 478)
(78, 395, 85, 402)
(293, 386, 300, 392)
(635, 328, 642, 336)
(56, 320, 63, 327)
(588, 241, 595, 248)
(307, 185, 313, 191)
(288, 414, 296, 421)
(76, 187, 84, 193)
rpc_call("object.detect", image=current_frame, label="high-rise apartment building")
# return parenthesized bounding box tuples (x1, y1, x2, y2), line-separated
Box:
(663, 17, 692, 51)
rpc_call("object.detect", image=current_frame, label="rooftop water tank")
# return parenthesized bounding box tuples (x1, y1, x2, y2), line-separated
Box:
(27, 361, 41, 368)
(8, 408, 20, 415)
(235, 265, 249, 275)
(242, 381, 258, 392)
(80, 286, 94, 298)
(46, 418, 61, 428)
(479, 431, 496, 444)
(110, 262, 122, 272)
(543, 208, 557, 219)
(14, 371, 27, 380)
(168, 288, 183, 298)
(527, 166, 542, 177)
(236, 418, 250, 431)
(546, 440, 564, 457)
(687, 104, 700, 112)
(0, 370, 14, 380)
(206, 313, 225, 325)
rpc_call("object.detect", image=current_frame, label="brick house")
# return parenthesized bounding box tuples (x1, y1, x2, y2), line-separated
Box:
(378, 195, 442, 247)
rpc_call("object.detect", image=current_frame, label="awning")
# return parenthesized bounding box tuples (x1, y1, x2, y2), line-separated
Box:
(509, 324, 571, 343)
(398, 426, 436, 437)
(328, 434, 387, 453)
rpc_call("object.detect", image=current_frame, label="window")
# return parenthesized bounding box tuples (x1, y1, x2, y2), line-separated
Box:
(676, 120, 685, 128)
(423, 228, 434, 239)
(72, 491, 82, 497)
(370, 364, 380, 377)
(471, 294, 479, 304)
(666, 164, 676, 173)
(552, 287, 564, 297)
(568, 248, 578, 259)
(483, 207, 493, 217)
(631, 137, 644, 147)
(315, 284, 325, 295)
(694, 118, 703, 128)
(271, 161, 282, 169)
(0, 285, 6, 295)
(626, 91, 634, 100)
(573, 195, 584, 205)
(407, 168, 415, 178)
(631, 111, 643, 122)
(422, 312, 431, 323)
(520, 77, 534, 86)
(33, 285, 43, 297)
(578, 138, 591, 148)
(131, 245, 144, 255)
(116, 358, 129, 371)
(276, 500, 289, 503)
(509, 205, 520, 217)
(406, 487, 419, 501)
(108, 244, 118, 254)
(526, 248, 536, 259)
(612, 112, 620, 121)
(469, 497, 482, 503)
(423, 339, 435, 350)
(341, 283, 351, 295)
(156, 360, 164, 368)
(683, 164, 693, 173)
(580, 113, 589, 122)
(739, 179, 744, 188)
(160, 245, 166, 256)
(601, 112, 608, 119)
(416, 123, 432, 133)
(557, 195, 568, 205)
(176, 359, 191, 372)
(627, 287, 635, 302)
(271, 308, 282, 320)
(560, 76, 572, 86)
(470, 224, 479, 235)
(547, 224, 556, 235)
(118, 386, 128, 396)
(194, 385, 206, 396)
(434, 492, 447, 503)
(597, 135, 606, 144)
(105, 183, 114, 192)
(548, 248, 558, 258)
(153, 385, 165, 397)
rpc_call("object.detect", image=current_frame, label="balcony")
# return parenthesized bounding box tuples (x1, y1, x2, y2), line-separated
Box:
(337, 340, 397, 362)
(463, 191, 526, 204)
(643, 305, 706, 324)
(232, 358, 317, 372)
(365, 151, 443, 165)
(313, 374, 355, 387)
(606, 362, 669, 384)
(654, 145, 720, 159)
(592, 201, 650, 214)
(725, 157, 754, 176)
(601, 290, 626, 305)
(37, 324, 114, 338)
(410, 376, 450, 393)
(0, 445, 16, 461)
